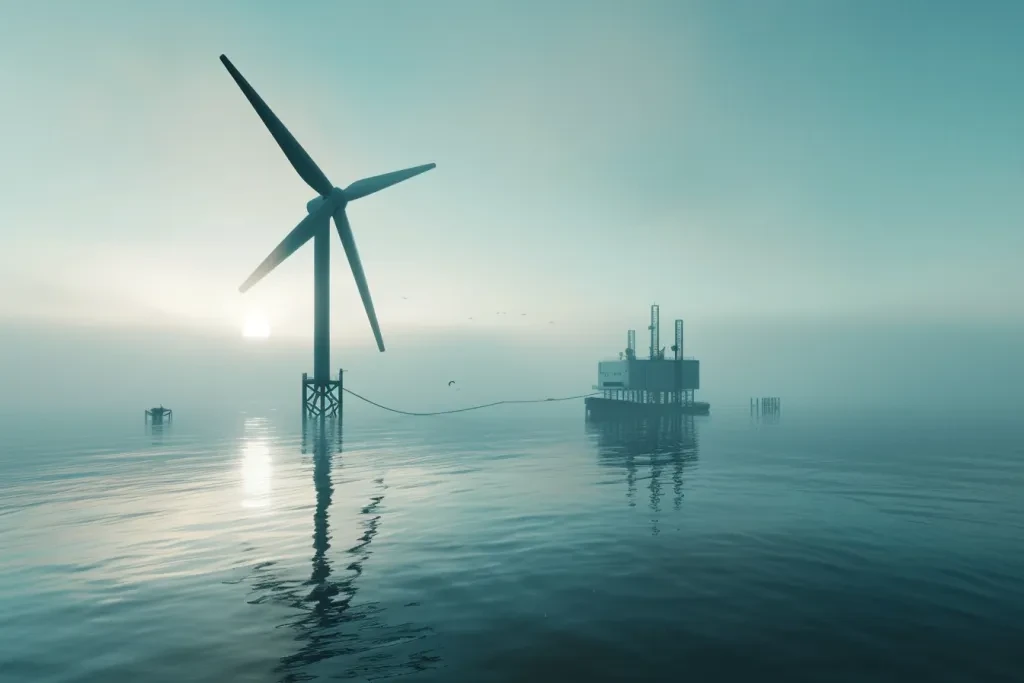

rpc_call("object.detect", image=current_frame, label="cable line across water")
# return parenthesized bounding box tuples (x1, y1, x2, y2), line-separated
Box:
(341, 388, 600, 417)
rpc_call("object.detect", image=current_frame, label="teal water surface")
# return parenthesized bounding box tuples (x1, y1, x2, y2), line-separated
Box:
(1, 404, 1022, 682)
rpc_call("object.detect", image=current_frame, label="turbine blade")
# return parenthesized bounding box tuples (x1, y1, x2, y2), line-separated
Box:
(332, 208, 385, 351)
(239, 204, 331, 293)
(344, 163, 436, 202)
(219, 54, 334, 197)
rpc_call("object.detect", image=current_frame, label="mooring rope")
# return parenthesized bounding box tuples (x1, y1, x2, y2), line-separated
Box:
(341, 388, 601, 417)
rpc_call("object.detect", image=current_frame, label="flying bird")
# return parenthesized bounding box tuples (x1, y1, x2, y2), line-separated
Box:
(448, 380, 455, 387)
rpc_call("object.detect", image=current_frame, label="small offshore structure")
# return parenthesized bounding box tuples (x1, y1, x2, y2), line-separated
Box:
(145, 405, 173, 425)
(585, 304, 710, 420)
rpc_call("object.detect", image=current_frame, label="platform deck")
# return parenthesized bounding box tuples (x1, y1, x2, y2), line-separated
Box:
(585, 396, 710, 420)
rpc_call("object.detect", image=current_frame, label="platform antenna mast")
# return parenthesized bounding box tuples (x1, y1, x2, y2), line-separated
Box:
(674, 319, 683, 361)
(627, 329, 636, 360)
(649, 304, 660, 360)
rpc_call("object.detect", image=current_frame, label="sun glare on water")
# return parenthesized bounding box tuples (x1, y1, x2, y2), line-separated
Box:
(243, 312, 271, 339)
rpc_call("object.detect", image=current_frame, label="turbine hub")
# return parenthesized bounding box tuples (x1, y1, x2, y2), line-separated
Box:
(306, 188, 346, 214)
(329, 186, 347, 206)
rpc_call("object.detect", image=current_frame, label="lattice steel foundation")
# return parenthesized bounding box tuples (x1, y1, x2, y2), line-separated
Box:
(302, 369, 344, 422)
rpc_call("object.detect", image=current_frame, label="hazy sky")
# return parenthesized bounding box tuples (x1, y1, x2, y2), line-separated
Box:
(1, 0, 1022, 346)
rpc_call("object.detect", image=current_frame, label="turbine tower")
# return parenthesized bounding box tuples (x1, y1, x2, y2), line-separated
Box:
(219, 55, 435, 419)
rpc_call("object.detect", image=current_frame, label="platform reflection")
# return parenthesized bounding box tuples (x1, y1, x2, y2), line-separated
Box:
(589, 416, 700, 534)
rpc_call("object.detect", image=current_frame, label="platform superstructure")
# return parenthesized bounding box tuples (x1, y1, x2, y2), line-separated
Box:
(585, 304, 710, 420)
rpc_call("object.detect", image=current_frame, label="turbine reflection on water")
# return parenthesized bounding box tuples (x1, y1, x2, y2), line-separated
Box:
(242, 419, 439, 681)
(590, 416, 700, 534)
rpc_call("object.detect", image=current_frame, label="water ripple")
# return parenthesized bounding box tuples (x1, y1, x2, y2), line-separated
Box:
(0, 411, 1022, 681)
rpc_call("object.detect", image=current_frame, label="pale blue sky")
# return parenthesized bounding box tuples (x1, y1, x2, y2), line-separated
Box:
(1, 0, 1022, 346)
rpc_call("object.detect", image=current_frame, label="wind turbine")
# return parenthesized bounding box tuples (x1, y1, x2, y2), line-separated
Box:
(219, 54, 435, 416)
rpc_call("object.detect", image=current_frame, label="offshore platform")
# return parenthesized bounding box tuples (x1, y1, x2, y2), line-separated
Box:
(585, 304, 710, 420)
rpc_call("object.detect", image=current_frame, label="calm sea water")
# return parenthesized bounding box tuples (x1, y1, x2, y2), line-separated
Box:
(1, 402, 1022, 682)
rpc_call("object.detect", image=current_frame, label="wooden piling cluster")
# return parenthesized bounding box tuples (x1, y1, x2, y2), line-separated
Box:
(750, 397, 781, 416)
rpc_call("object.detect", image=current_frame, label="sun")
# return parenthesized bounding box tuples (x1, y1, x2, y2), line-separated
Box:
(242, 311, 271, 339)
